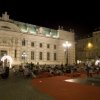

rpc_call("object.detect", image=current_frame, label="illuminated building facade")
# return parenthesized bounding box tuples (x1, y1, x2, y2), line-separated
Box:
(0, 12, 75, 65)
(76, 30, 100, 62)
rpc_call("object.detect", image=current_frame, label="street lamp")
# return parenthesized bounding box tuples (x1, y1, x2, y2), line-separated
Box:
(63, 41, 72, 65)
(22, 51, 27, 65)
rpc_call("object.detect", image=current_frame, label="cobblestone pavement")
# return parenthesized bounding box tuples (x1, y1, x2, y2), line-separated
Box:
(0, 72, 54, 100)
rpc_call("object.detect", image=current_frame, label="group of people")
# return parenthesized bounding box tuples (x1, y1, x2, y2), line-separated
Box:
(11, 63, 80, 78)
(1, 60, 100, 79)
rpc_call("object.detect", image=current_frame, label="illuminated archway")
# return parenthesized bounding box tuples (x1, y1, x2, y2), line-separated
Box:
(1, 55, 13, 68)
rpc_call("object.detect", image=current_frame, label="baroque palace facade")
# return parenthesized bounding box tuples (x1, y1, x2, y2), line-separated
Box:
(0, 12, 75, 65)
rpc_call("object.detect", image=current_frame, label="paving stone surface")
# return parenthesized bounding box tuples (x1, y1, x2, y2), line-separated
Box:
(0, 73, 54, 100)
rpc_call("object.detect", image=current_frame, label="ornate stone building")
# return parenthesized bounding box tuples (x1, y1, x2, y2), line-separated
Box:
(0, 12, 75, 65)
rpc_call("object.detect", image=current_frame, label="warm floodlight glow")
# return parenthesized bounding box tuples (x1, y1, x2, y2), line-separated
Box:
(77, 60, 82, 64)
(64, 79, 77, 82)
(1, 55, 13, 68)
(87, 42, 93, 49)
(63, 41, 72, 48)
(95, 60, 100, 66)
(63, 43, 67, 48)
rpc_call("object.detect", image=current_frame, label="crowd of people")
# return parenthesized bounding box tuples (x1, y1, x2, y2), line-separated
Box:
(0, 60, 100, 80)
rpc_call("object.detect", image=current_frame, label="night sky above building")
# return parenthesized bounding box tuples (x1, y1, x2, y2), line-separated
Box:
(0, 0, 100, 39)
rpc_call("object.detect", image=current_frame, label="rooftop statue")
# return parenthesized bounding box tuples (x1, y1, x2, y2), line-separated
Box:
(2, 12, 9, 21)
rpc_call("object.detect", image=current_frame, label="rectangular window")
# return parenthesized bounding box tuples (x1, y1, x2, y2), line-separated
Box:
(54, 53, 56, 60)
(39, 52, 42, 60)
(31, 51, 34, 60)
(15, 49, 17, 58)
(0, 50, 7, 57)
(47, 52, 50, 60)
(22, 39, 26, 46)
(54, 45, 56, 49)
(47, 44, 50, 48)
(40, 43, 42, 48)
(31, 42, 34, 47)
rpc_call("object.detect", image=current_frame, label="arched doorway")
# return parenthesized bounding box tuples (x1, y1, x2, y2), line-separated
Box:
(0, 55, 13, 68)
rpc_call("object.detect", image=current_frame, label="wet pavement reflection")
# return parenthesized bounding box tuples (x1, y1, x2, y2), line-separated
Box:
(64, 75, 100, 87)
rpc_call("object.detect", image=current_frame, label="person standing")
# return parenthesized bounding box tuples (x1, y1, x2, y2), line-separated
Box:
(3, 59, 10, 79)
(0, 61, 4, 79)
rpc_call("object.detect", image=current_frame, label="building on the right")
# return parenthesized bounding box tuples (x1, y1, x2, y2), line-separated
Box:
(76, 29, 100, 63)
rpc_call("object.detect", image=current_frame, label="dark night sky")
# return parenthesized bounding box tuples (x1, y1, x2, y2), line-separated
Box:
(0, 0, 100, 38)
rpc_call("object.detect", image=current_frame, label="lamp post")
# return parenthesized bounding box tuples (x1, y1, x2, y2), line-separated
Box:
(22, 51, 27, 65)
(63, 41, 72, 65)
